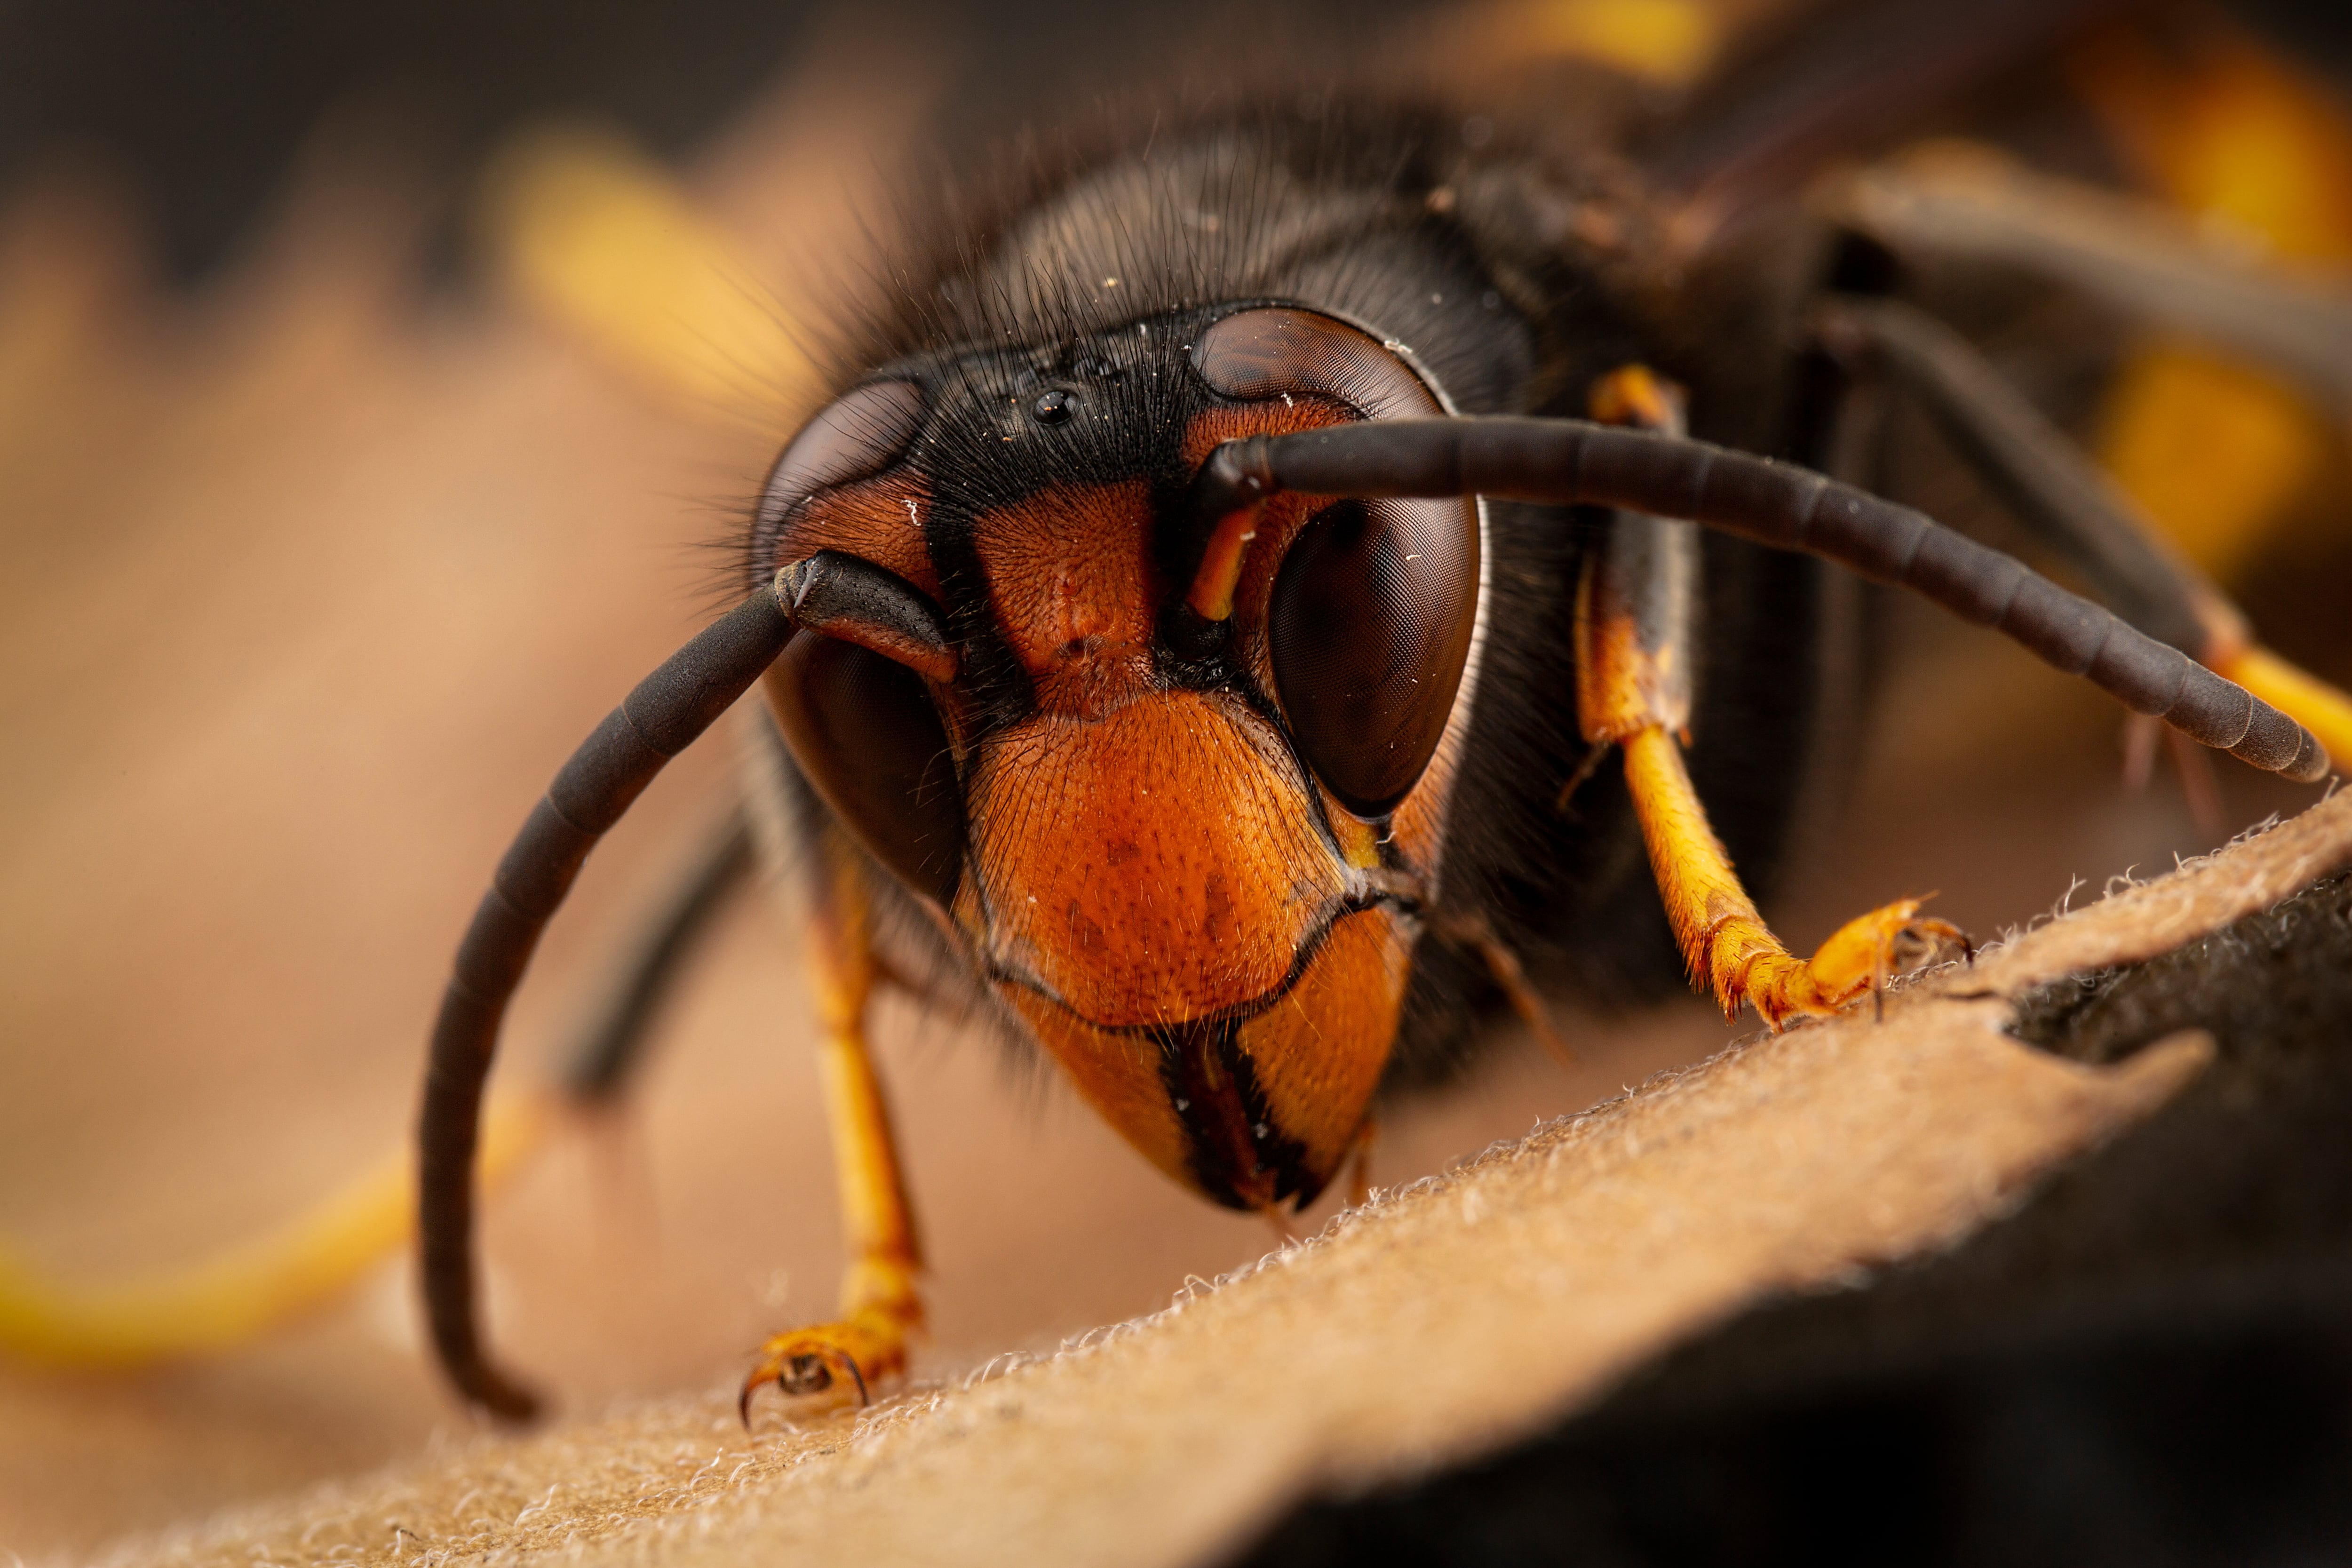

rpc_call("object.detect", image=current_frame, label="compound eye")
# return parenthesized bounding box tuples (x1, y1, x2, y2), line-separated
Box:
(1268, 495, 1479, 818)
(757, 380, 928, 531)
(769, 634, 963, 905)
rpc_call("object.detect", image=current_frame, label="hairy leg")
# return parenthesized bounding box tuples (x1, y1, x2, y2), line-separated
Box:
(739, 825, 923, 1423)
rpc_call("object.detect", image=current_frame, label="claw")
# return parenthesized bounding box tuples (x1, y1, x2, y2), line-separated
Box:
(736, 1305, 906, 1428)
(1726, 897, 1971, 1028)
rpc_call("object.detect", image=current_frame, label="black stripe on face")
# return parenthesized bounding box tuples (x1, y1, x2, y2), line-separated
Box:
(1153, 1018, 1323, 1213)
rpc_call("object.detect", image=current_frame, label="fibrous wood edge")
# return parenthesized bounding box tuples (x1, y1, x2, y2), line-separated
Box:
(99, 790, 2352, 1568)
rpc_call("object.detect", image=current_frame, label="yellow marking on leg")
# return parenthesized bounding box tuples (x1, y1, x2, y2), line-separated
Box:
(1621, 728, 1962, 1028)
(1574, 363, 1964, 1029)
(0, 1094, 548, 1368)
(1574, 364, 1696, 750)
(742, 836, 923, 1423)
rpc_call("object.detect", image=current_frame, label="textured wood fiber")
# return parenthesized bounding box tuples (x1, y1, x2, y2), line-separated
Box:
(95, 794, 2352, 1568)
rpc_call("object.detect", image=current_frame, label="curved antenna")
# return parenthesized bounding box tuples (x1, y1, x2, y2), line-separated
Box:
(1191, 419, 2329, 783)
(420, 582, 796, 1418)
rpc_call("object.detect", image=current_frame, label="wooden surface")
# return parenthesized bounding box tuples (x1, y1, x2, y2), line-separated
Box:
(83, 792, 2352, 1568)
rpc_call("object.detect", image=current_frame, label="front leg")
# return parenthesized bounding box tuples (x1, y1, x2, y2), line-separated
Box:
(1621, 727, 1961, 1027)
(1580, 366, 1962, 1030)
(740, 828, 922, 1424)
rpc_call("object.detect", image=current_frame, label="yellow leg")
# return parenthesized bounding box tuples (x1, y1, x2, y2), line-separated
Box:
(0, 1095, 547, 1367)
(1623, 728, 1962, 1027)
(740, 834, 922, 1424)
(1578, 365, 1963, 1031)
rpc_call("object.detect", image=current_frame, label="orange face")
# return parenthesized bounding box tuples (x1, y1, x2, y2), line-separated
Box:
(758, 307, 1485, 1210)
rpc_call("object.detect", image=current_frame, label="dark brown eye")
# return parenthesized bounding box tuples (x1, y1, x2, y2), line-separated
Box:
(757, 380, 928, 532)
(769, 634, 964, 904)
(1267, 495, 1479, 818)
(1192, 307, 1436, 419)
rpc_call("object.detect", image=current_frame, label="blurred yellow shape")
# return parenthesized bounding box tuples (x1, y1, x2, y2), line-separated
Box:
(0, 1095, 545, 1368)
(1492, 0, 1721, 86)
(2092, 349, 2320, 580)
(2076, 27, 2352, 264)
(480, 123, 805, 419)
(2073, 24, 2352, 579)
